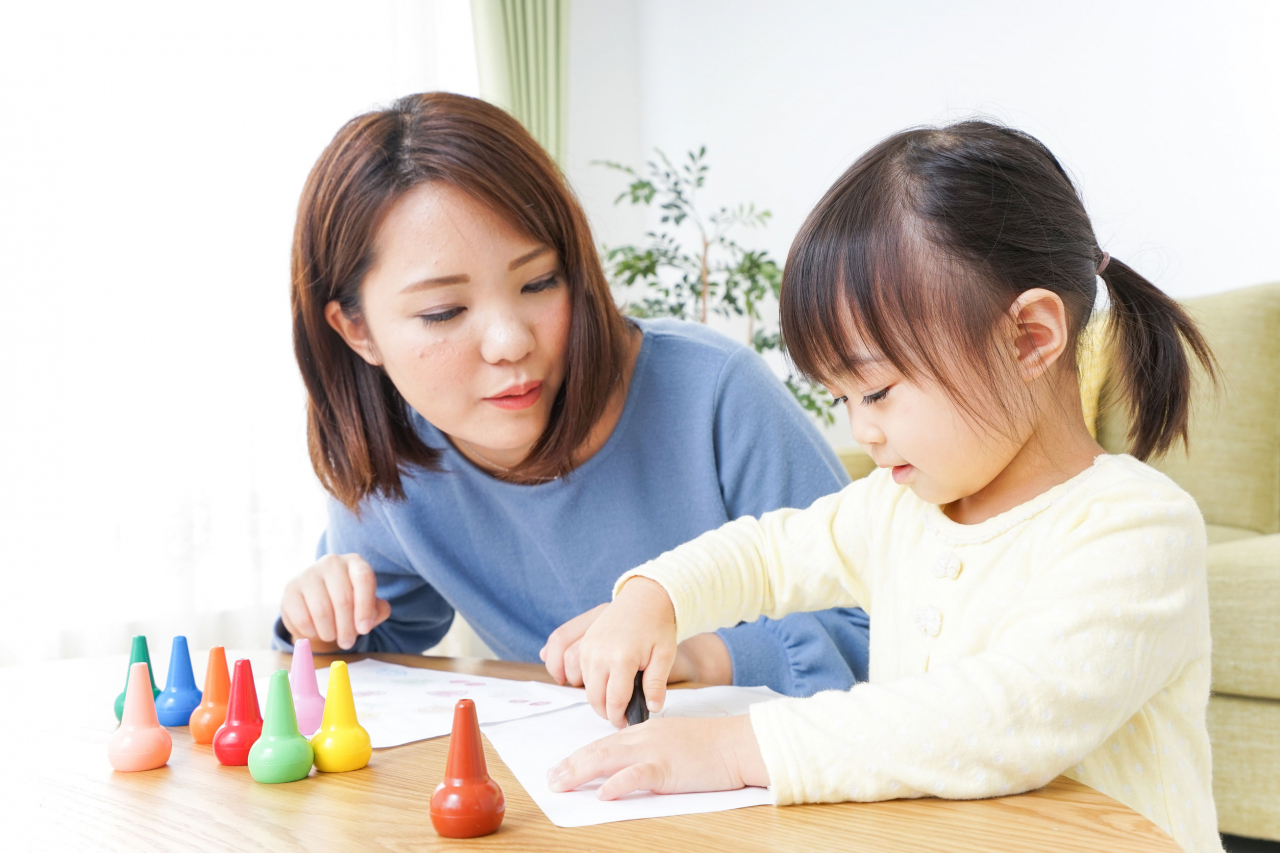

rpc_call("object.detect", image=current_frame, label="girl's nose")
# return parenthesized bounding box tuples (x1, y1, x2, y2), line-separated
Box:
(848, 407, 886, 448)
(479, 309, 537, 365)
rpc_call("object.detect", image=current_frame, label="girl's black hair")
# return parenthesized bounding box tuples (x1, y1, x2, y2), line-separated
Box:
(780, 120, 1215, 461)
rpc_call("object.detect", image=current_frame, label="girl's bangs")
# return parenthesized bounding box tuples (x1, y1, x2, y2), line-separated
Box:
(780, 140, 1013, 430)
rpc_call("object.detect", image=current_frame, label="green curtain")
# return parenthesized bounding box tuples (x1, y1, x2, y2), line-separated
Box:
(471, 0, 569, 165)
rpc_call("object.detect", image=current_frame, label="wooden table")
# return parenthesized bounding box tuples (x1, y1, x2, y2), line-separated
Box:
(2, 650, 1181, 852)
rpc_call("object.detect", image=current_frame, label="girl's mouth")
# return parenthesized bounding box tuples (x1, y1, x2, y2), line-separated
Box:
(485, 381, 542, 411)
(891, 464, 914, 484)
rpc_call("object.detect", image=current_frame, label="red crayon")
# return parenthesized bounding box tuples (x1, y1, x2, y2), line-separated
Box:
(212, 659, 263, 766)
(430, 699, 505, 838)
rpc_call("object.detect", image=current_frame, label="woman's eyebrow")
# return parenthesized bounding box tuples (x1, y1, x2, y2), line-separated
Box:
(509, 246, 552, 270)
(401, 273, 469, 293)
(400, 247, 552, 294)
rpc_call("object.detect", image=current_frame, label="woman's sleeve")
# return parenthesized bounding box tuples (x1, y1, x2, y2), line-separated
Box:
(272, 497, 456, 654)
(709, 347, 872, 695)
(747, 482, 1208, 806)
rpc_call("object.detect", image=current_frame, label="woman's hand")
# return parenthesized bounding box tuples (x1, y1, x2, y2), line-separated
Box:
(542, 607, 734, 689)
(575, 577, 679, 727)
(280, 553, 391, 652)
(540, 603, 608, 686)
(547, 714, 769, 799)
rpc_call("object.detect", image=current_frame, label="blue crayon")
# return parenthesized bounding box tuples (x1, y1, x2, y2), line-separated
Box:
(155, 636, 203, 726)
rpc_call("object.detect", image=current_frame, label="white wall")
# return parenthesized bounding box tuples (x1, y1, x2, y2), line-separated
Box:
(0, 0, 478, 664)
(565, 0, 645, 250)
(565, 0, 1280, 445)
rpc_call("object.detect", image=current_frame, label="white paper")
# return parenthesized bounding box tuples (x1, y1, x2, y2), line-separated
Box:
(253, 659, 584, 747)
(481, 685, 780, 827)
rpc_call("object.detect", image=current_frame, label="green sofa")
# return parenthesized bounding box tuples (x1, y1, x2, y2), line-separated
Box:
(836, 280, 1280, 840)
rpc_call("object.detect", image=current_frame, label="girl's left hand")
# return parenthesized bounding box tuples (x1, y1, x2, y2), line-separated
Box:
(546, 714, 770, 800)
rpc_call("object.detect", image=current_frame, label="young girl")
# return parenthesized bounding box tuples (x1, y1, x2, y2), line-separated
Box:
(550, 121, 1221, 853)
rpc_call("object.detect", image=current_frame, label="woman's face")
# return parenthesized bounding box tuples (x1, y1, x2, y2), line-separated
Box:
(327, 181, 571, 468)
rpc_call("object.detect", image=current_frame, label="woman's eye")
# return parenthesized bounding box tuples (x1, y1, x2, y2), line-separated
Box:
(829, 395, 849, 408)
(523, 273, 561, 294)
(861, 387, 890, 406)
(420, 307, 464, 325)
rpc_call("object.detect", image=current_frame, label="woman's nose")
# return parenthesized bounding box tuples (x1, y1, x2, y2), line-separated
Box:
(479, 309, 537, 365)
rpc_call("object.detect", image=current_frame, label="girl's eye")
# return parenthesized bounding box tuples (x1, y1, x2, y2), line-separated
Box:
(420, 307, 464, 325)
(861, 387, 890, 406)
(829, 395, 849, 408)
(523, 273, 561, 294)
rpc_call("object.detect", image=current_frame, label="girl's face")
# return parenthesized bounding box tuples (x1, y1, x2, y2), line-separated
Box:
(828, 357, 1027, 507)
(326, 182, 571, 469)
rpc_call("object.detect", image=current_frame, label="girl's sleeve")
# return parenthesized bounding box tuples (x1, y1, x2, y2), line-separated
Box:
(614, 473, 885, 641)
(272, 497, 455, 654)
(747, 479, 1208, 805)
(708, 347, 871, 694)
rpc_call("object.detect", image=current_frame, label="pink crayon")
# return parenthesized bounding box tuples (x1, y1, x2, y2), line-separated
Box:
(289, 639, 326, 736)
(108, 662, 172, 772)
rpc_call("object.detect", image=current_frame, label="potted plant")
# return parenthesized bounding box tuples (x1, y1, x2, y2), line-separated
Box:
(598, 148, 833, 423)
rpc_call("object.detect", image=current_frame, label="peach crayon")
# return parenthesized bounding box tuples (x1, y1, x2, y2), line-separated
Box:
(108, 662, 172, 772)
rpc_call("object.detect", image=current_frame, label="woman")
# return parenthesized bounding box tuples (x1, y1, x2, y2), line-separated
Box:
(275, 92, 868, 696)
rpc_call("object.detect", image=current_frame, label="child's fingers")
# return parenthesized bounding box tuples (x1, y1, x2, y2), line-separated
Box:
(546, 732, 638, 792)
(345, 556, 381, 636)
(598, 761, 669, 800)
(606, 661, 638, 728)
(322, 563, 359, 650)
(642, 644, 674, 714)
(300, 574, 337, 643)
(584, 659, 609, 720)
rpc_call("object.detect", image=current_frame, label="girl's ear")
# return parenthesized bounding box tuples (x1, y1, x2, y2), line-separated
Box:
(1007, 288, 1069, 383)
(324, 300, 383, 366)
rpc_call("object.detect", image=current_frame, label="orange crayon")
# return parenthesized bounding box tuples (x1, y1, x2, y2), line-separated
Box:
(190, 646, 230, 744)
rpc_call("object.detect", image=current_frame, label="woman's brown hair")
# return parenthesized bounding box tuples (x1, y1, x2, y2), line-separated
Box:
(292, 92, 630, 509)
(781, 120, 1215, 461)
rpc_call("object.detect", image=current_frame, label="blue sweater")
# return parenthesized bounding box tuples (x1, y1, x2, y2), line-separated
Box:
(274, 319, 869, 696)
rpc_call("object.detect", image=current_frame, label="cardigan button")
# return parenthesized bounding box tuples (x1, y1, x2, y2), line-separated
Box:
(914, 606, 942, 637)
(932, 553, 963, 580)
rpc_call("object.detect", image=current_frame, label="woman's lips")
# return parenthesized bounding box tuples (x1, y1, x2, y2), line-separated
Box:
(485, 381, 542, 411)
(891, 464, 914, 484)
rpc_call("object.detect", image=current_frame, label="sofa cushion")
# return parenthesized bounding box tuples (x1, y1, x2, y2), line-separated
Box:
(1206, 525, 1262, 546)
(1207, 533, 1280, 699)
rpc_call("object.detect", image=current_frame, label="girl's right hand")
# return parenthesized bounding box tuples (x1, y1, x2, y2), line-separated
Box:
(280, 553, 392, 652)
(577, 577, 678, 728)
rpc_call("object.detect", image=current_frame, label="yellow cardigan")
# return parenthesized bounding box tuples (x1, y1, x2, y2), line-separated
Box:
(618, 455, 1220, 853)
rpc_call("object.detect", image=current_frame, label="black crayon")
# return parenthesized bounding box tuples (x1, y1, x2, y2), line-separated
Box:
(625, 670, 649, 726)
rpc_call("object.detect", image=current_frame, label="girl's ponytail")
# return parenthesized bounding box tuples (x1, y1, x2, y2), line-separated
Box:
(1098, 254, 1217, 461)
